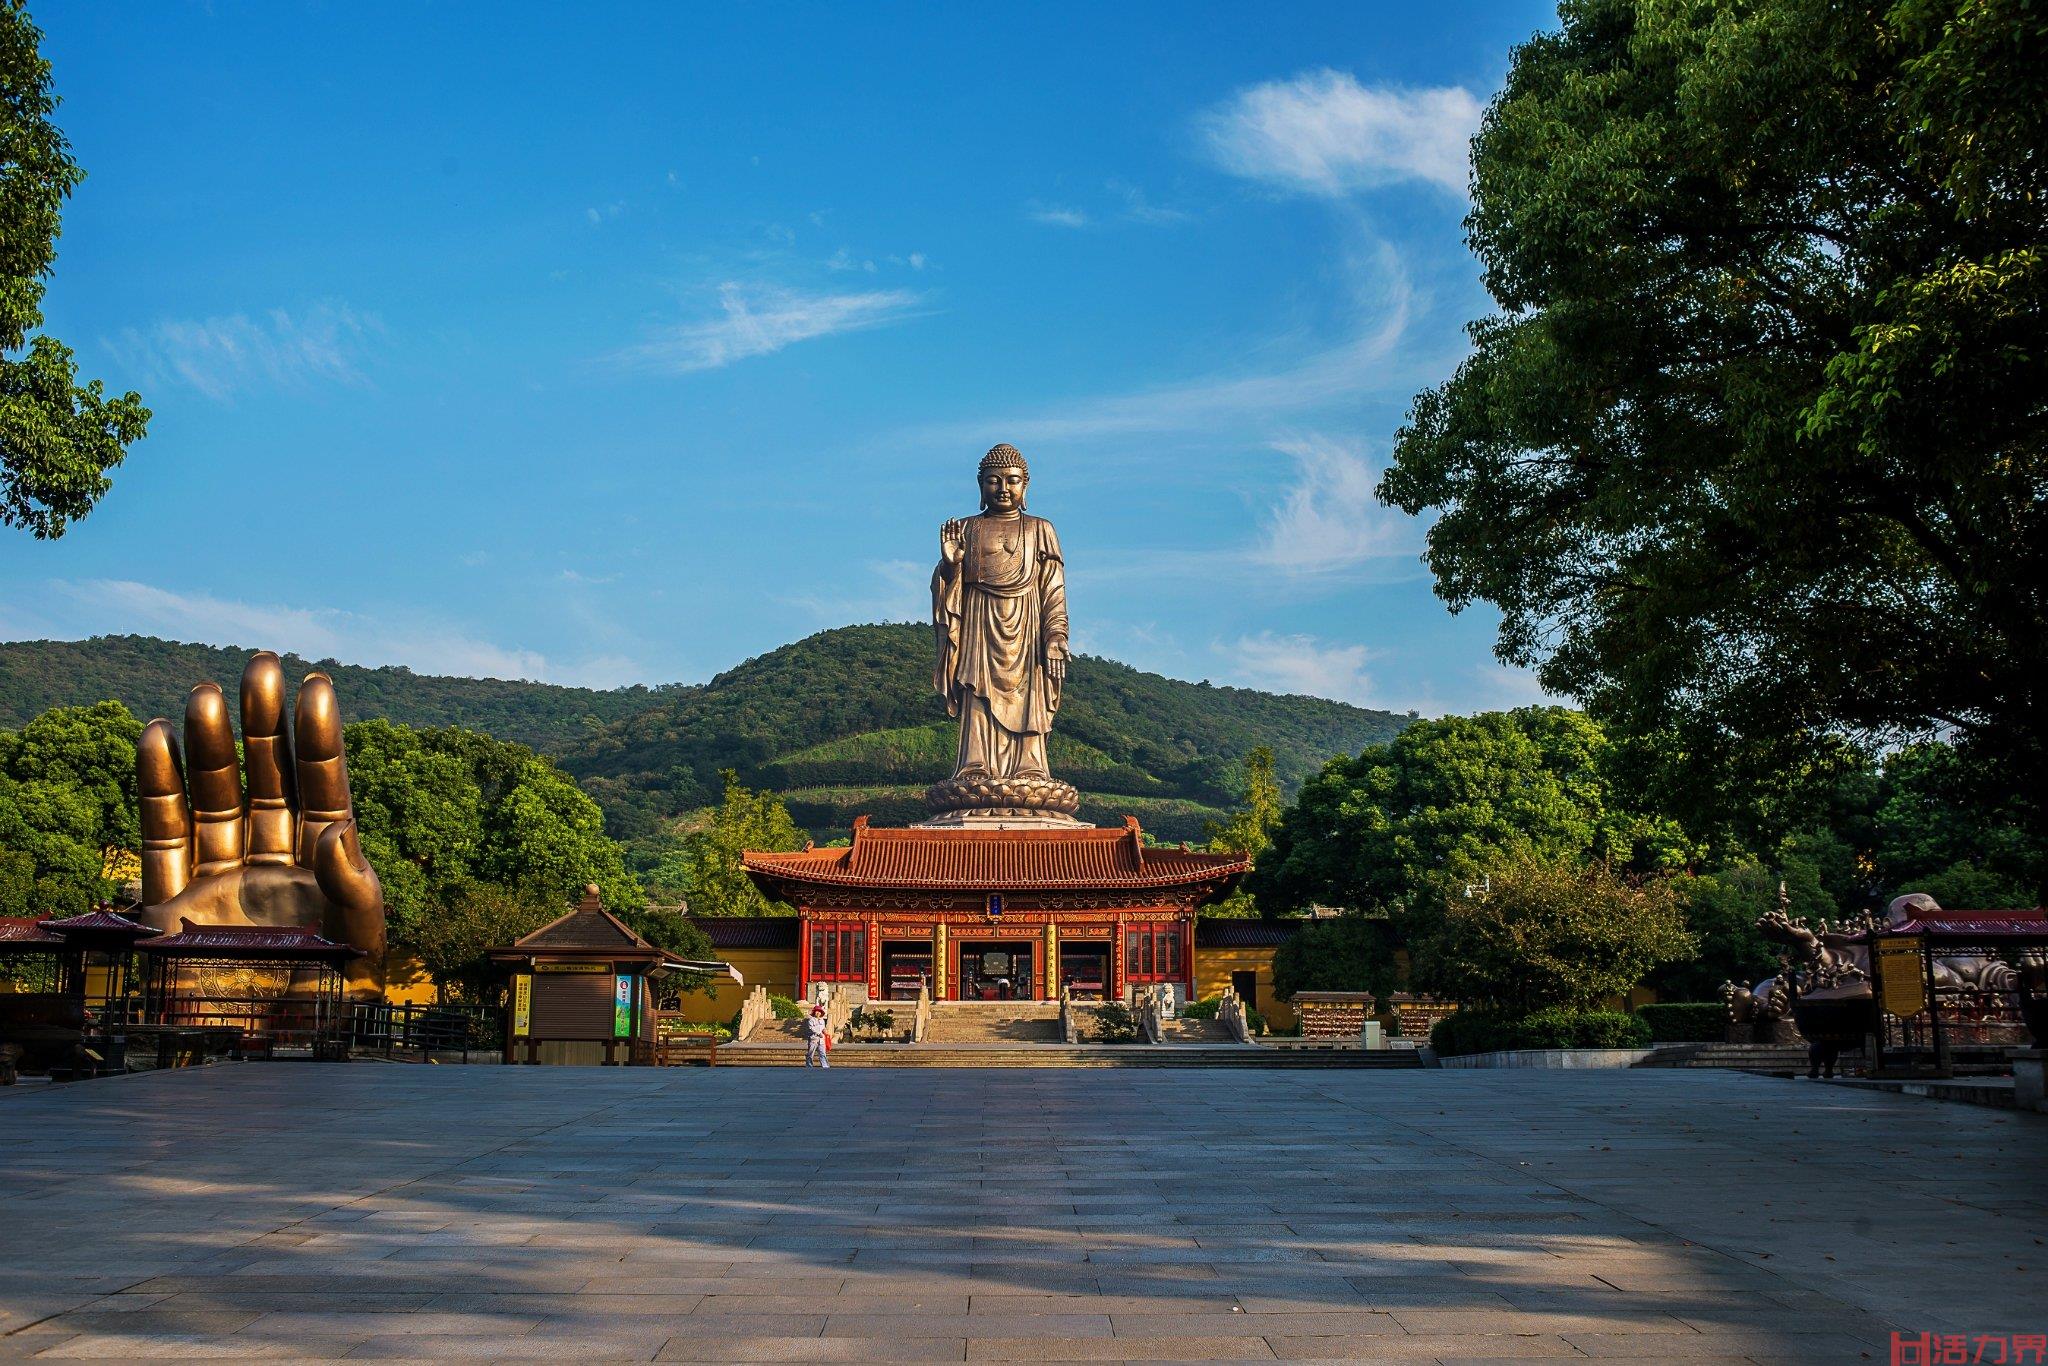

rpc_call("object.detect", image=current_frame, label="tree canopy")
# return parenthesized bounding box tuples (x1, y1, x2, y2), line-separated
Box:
(641, 769, 807, 917)
(1, 1, 150, 538)
(0, 699, 139, 915)
(1379, 0, 2048, 827)
(1249, 708, 1691, 927)
(1414, 851, 1695, 1014)
(342, 719, 652, 950)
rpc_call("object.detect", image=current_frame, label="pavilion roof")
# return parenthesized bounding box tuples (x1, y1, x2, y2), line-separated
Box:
(0, 916, 65, 947)
(137, 921, 365, 963)
(511, 890, 658, 952)
(1873, 907, 2048, 941)
(489, 887, 743, 980)
(37, 909, 160, 939)
(743, 817, 1250, 892)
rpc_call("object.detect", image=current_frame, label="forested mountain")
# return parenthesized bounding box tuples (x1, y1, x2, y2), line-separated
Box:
(561, 624, 1409, 841)
(0, 635, 672, 752)
(0, 626, 1411, 844)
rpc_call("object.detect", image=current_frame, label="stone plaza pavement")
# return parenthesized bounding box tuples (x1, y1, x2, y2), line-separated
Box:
(1, 1065, 2043, 1362)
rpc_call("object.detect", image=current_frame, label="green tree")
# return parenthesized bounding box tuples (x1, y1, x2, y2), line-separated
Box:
(1251, 708, 1691, 931)
(342, 719, 643, 948)
(2, 2, 150, 538)
(655, 769, 807, 917)
(1379, 0, 2048, 832)
(1653, 866, 1789, 1002)
(1202, 746, 1281, 918)
(1270, 915, 1400, 1006)
(409, 881, 555, 1004)
(1414, 851, 1696, 1014)
(0, 700, 139, 915)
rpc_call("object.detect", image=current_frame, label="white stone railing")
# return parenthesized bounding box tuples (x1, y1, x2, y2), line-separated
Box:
(735, 985, 771, 1041)
(826, 987, 854, 1041)
(1218, 986, 1255, 1044)
(1133, 986, 1164, 1044)
(912, 984, 932, 1043)
(1059, 986, 1080, 1044)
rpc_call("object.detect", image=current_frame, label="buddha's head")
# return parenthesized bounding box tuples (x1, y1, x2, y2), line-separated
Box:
(978, 442, 1028, 514)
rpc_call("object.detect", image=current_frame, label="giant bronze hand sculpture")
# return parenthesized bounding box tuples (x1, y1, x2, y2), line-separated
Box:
(135, 652, 386, 997)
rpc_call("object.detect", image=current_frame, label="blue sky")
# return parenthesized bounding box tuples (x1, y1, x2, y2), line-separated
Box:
(4, 1, 1560, 715)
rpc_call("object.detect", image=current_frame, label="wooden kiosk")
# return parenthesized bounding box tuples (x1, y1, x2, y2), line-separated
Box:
(490, 886, 738, 1066)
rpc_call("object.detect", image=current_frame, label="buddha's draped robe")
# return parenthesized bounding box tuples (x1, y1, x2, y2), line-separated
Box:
(931, 511, 1068, 779)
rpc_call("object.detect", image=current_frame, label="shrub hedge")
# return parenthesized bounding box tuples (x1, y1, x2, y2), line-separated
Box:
(769, 993, 804, 1020)
(1430, 1007, 1650, 1057)
(1634, 1002, 1726, 1042)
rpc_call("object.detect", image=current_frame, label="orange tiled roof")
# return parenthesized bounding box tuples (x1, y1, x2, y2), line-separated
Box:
(743, 817, 1249, 891)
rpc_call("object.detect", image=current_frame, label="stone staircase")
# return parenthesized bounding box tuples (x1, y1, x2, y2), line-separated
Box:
(1636, 1042, 1817, 1072)
(1161, 1017, 1232, 1043)
(925, 1001, 1061, 1043)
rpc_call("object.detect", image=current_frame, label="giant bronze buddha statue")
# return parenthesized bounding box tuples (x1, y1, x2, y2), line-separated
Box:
(925, 443, 1083, 824)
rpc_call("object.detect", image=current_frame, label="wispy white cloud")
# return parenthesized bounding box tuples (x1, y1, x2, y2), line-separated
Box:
(1108, 179, 1190, 225)
(586, 201, 627, 225)
(1254, 434, 1420, 575)
(776, 559, 927, 627)
(827, 246, 878, 273)
(1027, 203, 1090, 228)
(101, 301, 382, 403)
(614, 282, 926, 374)
(1202, 69, 1481, 197)
(943, 238, 1413, 443)
(1219, 630, 1379, 707)
(38, 579, 645, 689)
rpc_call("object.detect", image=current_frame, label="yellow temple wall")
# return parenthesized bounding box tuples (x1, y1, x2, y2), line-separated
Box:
(1193, 945, 1297, 1031)
(670, 946, 800, 1024)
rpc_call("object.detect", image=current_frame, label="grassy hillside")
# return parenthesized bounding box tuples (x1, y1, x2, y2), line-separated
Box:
(1, 625, 1412, 845)
(562, 623, 1409, 841)
(0, 635, 671, 752)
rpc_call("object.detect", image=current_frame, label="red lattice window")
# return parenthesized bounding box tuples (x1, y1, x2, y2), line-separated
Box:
(808, 924, 867, 982)
(1124, 923, 1184, 982)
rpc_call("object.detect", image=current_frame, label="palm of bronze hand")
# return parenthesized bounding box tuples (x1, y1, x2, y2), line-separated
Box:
(135, 653, 385, 996)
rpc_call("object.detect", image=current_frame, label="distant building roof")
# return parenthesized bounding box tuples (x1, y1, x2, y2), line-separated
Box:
(1196, 919, 1304, 948)
(137, 921, 365, 963)
(691, 917, 802, 950)
(743, 817, 1249, 894)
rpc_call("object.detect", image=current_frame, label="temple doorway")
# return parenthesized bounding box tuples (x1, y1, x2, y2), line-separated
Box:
(881, 942, 934, 1000)
(1059, 941, 1111, 999)
(955, 941, 1036, 1000)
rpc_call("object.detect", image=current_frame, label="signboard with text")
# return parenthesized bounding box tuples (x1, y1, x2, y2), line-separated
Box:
(613, 975, 633, 1038)
(512, 974, 531, 1037)
(1877, 937, 1928, 1017)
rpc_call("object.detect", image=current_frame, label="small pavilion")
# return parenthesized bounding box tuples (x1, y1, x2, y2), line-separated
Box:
(135, 920, 365, 1059)
(489, 886, 739, 1065)
(0, 908, 159, 1078)
(1861, 906, 2048, 1075)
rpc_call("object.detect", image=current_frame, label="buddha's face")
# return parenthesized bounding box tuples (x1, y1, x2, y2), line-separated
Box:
(980, 465, 1027, 513)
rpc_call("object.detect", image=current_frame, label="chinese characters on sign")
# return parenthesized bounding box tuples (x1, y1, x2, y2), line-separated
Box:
(1894, 1332, 2048, 1365)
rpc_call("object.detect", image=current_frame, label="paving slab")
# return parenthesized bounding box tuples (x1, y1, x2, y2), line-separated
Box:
(1, 1064, 2043, 1361)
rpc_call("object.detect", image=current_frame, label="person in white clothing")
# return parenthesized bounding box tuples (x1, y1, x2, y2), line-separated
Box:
(804, 1004, 830, 1068)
